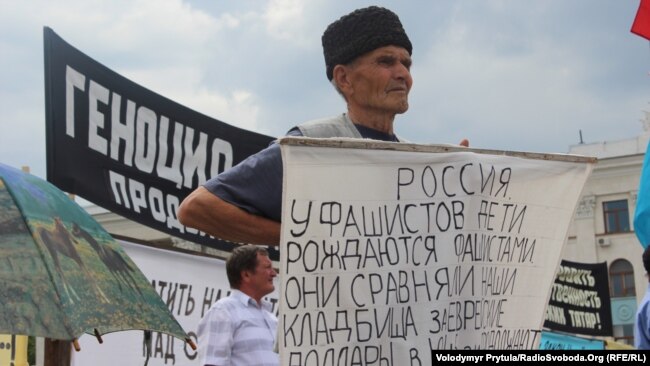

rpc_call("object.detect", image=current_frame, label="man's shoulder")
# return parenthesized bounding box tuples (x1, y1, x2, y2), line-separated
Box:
(295, 114, 362, 139)
(297, 114, 346, 128)
(208, 292, 241, 310)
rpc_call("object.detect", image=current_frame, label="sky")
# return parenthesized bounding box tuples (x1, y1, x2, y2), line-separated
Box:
(0, 0, 649, 182)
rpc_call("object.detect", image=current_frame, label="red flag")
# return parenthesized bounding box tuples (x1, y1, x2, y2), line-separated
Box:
(632, 0, 650, 40)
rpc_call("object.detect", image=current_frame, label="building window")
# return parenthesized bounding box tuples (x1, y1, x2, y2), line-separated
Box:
(609, 259, 636, 344)
(609, 259, 636, 298)
(603, 200, 630, 234)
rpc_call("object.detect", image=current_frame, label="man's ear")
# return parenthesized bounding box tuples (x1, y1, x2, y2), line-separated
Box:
(333, 64, 353, 95)
(240, 270, 251, 284)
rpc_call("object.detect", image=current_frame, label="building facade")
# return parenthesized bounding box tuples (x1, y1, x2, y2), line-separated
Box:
(563, 117, 650, 344)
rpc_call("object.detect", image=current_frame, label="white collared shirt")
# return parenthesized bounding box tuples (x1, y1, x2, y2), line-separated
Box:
(198, 289, 278, 366)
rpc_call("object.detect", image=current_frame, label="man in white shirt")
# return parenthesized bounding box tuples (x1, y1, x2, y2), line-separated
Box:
(198, 245, 278, 365)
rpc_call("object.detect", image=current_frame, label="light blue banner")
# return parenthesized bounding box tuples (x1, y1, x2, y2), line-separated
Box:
(634, 141, 650, 248)
(539, 331, 604, 350)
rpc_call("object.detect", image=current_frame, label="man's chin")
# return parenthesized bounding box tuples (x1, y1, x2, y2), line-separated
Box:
(394, 103, 409, 114)
(396, 107, 409, 114)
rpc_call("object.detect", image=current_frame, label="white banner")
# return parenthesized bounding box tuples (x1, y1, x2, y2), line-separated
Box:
(72, 240, 279, 366)
(279, 138, 593, 365)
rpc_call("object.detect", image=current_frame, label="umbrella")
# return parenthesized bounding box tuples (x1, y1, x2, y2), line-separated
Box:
(0, 163, 193, 349)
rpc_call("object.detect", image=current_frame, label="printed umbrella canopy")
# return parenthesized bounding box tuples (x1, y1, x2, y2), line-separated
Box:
(0, 163, 190, 346)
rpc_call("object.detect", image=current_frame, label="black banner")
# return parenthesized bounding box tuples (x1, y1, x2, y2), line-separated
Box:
(543, 260, 613, 336)
(43, 27, 276, 256)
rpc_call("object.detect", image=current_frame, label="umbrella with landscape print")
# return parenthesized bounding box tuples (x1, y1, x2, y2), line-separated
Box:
(0, 162, 193, 350)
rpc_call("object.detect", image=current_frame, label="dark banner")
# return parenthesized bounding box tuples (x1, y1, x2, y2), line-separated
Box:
(43, 27, 277, 257)
(543, 260, 613, 336)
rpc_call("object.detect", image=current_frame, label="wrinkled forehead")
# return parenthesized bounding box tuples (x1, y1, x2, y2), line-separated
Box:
(350, 45, 412, 65)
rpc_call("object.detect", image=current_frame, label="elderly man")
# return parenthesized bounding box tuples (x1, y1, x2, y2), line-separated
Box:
(179, 6, 467, 246)
(198, 245, 278, 365)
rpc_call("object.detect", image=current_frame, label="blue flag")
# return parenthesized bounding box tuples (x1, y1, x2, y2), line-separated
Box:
(635, 140, 650, 248)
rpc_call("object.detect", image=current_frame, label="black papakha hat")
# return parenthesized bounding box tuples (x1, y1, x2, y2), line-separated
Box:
(322, 6, 412, 81)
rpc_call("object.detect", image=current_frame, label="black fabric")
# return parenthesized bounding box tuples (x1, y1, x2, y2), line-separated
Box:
(543, 260, 613, 336)
(322, 6, 412, 80)
(43, 27, 275, 256)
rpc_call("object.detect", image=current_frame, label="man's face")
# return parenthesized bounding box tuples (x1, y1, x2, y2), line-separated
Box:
(343, 45, 413, 115)
(247, 253, 277, 298)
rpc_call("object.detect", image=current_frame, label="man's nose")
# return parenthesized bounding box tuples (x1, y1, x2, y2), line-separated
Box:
(394, 63, 410, 79)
